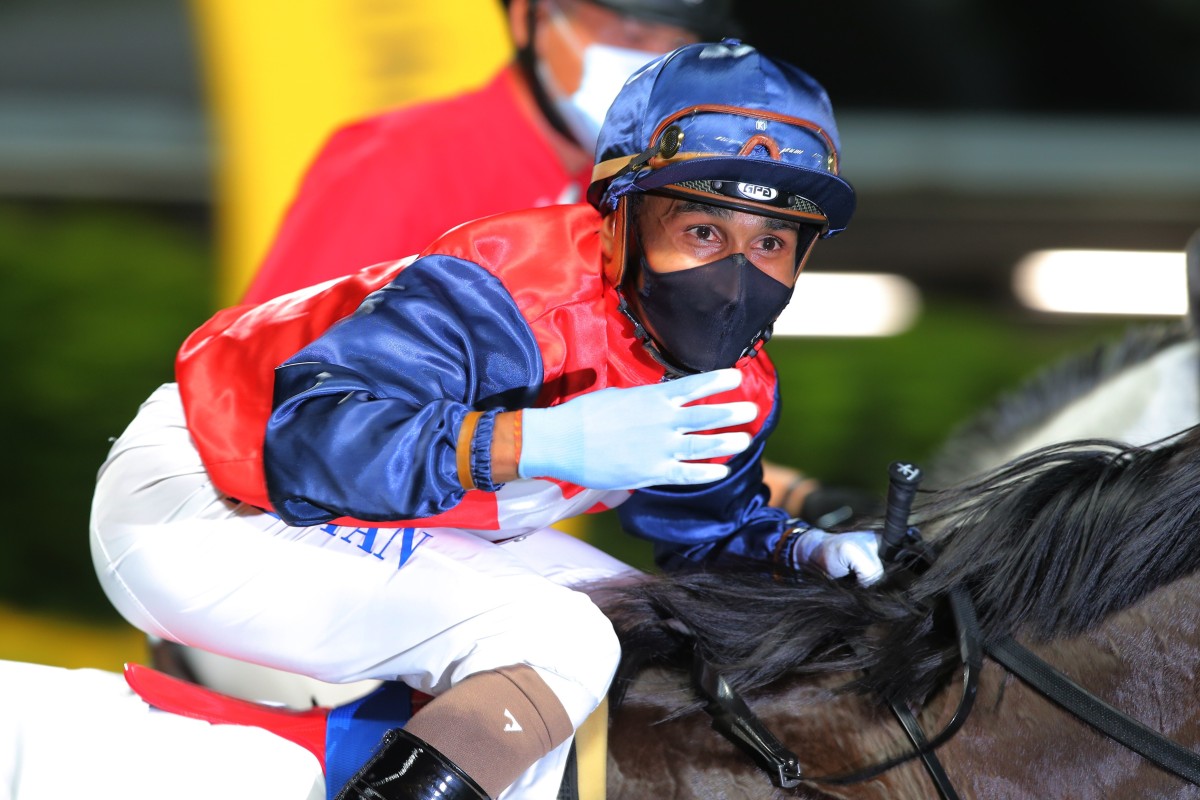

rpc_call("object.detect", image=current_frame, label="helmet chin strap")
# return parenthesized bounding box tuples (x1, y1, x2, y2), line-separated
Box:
(609, 197, 689, 379)
(616, 289, 692, 380)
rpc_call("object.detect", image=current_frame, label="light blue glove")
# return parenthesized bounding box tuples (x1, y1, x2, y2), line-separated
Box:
(518, 368, 757, 490)
(791, 529, 884, 585)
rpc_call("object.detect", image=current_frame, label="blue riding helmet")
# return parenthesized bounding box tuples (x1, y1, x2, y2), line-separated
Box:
(587, 39, 856, 236)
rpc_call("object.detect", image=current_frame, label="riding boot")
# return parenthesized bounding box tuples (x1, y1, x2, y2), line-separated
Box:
(335, 728, 491, 800)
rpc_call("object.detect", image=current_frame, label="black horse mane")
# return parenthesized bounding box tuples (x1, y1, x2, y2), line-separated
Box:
(929, 321, 1192, 481)
(597, 425, 1200, 707)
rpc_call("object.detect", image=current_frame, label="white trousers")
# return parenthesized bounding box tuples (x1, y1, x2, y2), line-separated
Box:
(0, 659, 324, 800)
(90, 384, 633, 799)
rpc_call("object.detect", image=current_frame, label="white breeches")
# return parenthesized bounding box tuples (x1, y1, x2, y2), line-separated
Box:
(90, 384, 634, 799)
(0, 659, 324, 800)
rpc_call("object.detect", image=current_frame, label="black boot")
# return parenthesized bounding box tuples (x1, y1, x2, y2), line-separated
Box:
(334, 728, 491, 800)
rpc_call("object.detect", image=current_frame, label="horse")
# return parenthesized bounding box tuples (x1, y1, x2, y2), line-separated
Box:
(925, 320, 1198, 483)
(600, 427, 1200, 799)
(929, 229, 1200, 480)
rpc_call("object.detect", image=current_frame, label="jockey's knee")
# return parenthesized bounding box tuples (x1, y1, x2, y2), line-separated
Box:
(502, 588, 621, 729)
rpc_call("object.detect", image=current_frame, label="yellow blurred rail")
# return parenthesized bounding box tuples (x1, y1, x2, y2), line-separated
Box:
(189, 0, 511, 305)
(0, 603, 147, 672)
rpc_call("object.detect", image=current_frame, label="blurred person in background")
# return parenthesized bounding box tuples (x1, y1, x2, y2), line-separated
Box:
(240, 0, 731, 304)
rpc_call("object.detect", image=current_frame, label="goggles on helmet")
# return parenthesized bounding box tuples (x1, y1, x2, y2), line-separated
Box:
(587, 40, 856, 237)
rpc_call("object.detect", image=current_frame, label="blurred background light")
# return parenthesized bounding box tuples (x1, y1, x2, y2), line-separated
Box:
(774, 272, 921, 337)
(1013, 249, 1187, 316)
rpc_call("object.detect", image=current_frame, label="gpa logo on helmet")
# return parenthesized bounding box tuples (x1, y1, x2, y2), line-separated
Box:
(736, 183, 778, 202)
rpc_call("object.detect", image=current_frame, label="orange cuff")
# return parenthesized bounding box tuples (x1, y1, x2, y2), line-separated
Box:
(512, 409, 523, 470)
(456, 411, 484, 491)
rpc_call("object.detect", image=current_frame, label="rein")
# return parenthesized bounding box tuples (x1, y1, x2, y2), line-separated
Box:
(986, 636, 1200, 785)
(694, 538, 979, 799)
(692, 461, 1200, 796)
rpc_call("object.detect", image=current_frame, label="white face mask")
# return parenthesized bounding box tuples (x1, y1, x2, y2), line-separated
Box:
(538, 17, 662, 151)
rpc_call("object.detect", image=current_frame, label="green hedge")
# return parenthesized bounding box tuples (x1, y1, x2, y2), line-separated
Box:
(0, 202, 213, 619)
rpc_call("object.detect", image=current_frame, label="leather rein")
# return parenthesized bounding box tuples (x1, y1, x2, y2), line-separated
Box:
(693, 462, 1200, 798)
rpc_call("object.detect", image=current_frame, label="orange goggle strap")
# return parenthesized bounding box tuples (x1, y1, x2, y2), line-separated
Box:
(592, 103, 842, 190)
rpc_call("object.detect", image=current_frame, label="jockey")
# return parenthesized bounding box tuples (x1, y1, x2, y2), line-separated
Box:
(90, 40, 883, 800)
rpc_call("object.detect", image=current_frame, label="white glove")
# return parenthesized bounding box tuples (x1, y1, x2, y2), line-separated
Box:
(792, 529, 884, 585)
(518, 368, 757, 490)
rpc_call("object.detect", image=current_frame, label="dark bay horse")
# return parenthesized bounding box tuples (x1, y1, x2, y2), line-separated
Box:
(600, 320, 1200, 799)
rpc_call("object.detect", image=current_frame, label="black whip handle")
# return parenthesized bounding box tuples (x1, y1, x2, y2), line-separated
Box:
(882, 461, 922, 561)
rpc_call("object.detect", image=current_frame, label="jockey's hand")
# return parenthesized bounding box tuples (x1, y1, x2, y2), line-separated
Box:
(518, 368, 756, 490)
(791, 529, 884, 585)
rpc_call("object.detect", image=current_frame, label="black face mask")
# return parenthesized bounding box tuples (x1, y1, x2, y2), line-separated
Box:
(625, 252, 795, 374)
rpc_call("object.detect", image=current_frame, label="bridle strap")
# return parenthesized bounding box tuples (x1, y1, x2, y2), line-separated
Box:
(692, 581, 982, 793)
(986, 635, 1200, 786)
(874, 583, 982, 800)
(696, 573, 1200, 793)
(888, 698, 961, 800)
(808, 584, 981, 789)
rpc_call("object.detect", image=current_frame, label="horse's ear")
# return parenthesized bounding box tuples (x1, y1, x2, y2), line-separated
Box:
(1187, 228, 1200, 333)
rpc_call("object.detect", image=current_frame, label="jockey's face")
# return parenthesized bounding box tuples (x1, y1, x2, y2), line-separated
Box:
(600, 193, 819, 374)
(635, 194, 809, 286)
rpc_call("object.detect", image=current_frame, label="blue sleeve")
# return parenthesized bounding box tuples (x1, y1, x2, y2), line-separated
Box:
(617, 382, 794, 570)
(263, 256, 543, 525)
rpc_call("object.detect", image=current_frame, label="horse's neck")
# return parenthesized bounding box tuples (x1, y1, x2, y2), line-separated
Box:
(1002, 338, 1200, 463)
(609, 668, 937, 799)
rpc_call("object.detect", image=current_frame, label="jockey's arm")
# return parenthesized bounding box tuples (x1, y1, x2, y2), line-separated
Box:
(264, 257, 542, 525)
